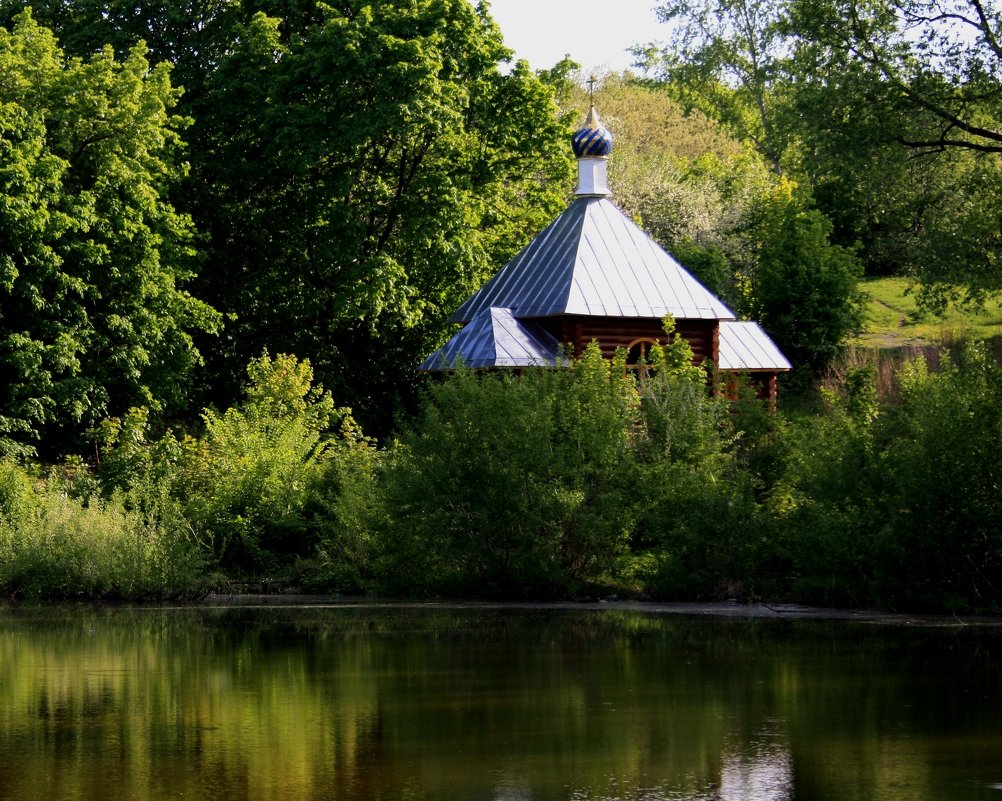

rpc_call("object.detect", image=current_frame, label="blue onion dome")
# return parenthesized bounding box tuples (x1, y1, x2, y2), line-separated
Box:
(571, 104, 613, 158)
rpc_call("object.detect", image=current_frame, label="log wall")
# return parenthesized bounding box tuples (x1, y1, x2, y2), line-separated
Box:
(538, 316, 718, 364)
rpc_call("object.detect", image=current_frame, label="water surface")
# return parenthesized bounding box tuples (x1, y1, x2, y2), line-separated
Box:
(1, 603, 1001, 800)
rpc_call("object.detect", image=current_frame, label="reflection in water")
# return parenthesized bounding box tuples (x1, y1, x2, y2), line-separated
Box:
(0, 606, 1001, 801)
(720, 731, 793, 801)
(492, 770, 533, 801)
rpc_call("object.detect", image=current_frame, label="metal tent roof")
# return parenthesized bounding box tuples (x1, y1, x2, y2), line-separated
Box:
(718, 321, 792, 371)
(450, 197, 735, 324)
(419, 307, 565, 371)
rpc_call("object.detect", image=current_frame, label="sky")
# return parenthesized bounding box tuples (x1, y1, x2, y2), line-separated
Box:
(483, 0, 665, 74)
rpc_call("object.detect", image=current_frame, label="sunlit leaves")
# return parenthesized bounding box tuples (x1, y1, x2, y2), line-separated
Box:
(0, 11, 219, 455)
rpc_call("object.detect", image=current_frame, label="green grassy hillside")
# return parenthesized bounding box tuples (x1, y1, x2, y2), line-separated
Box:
(856, 277, 1002, 347)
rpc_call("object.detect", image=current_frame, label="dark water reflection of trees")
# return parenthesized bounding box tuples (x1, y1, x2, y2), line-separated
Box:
(1, 605, 1001, 801)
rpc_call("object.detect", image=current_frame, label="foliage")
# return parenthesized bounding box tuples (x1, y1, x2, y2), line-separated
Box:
(634, 0, 1002, 306)
(92, 351, 380, 585)
(634, 0, 791, 173)
(2, 3, 1000, 613)
(309, 414, 384, 594)
(785, 14, 1002, 300)
(771, 345, 1002, 611)
(629, 367, 763, 599)
(742, 179, 865, 379)
(377, 344, 638, 598)
(0, 459, 202, 600)
(2, 340, 1002, 612)
(15, 0, 575, 433)
(795, 0, 1002, 303)
(0, 11, 219, 456)
(785, 0, 1002, 157)
(875, 344, 1002, 610)
(766, 374, 882, 606)
(170, 353, 338, 575)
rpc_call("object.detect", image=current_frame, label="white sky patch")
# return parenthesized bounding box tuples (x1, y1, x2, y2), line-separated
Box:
(483, 0, 665, 73)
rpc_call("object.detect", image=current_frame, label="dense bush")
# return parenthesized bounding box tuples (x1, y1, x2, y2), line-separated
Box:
(2, 344, 1000, 613)
(306, 414, 384, 594)
(375, 345, 639, 598)
(773, 345, 1002, 612)
(875, 345, 1002, 611)
(365, 332, 782, 601)
(0, 459, 202, 600)
(98, 352, 377, 581)
(631, 374, 763, 600)
(170, 353, 338, 576)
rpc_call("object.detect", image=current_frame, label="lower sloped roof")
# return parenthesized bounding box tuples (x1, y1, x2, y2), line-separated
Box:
(419, 307, 565, 371)
(718, 321, 791, 371)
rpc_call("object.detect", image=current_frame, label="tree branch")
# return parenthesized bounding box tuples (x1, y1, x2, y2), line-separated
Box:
(968, 0, 1002, 63)
(845, 1, 1002, 150)
(897, 134, 1002, 152)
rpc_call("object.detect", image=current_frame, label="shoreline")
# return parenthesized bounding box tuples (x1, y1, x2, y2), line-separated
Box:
(195, 595, 1002, 627)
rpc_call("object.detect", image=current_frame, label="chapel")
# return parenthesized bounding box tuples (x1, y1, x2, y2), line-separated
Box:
(419, 99, 791, 400)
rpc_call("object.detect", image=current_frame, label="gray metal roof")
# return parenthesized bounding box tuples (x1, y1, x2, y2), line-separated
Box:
(450, 197, 735, 323)
(718, 321, 791, 371)
(419, 307, 565, 371)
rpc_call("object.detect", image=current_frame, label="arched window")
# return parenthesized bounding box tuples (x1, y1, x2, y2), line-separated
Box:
(625, 338, 659, 371)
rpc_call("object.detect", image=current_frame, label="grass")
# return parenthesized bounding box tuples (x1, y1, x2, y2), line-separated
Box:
(857, 276, 1002, 347)
(821, 276, 1002, 406)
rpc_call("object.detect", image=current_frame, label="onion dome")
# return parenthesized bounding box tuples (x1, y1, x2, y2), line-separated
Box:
(571, 105, 613, 158)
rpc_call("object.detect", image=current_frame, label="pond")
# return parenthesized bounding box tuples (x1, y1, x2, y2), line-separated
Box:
(1, 602, 1001, 801)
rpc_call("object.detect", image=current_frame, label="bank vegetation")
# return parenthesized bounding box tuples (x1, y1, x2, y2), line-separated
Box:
(2, 344, 999, 614)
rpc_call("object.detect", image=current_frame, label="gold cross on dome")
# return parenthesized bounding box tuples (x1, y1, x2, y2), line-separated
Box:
(587, 74, 597, 103)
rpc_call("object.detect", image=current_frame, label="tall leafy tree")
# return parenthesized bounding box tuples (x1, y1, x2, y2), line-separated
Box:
(634, 0, 792, 173)
(787, 0, 1002, 155)
(784, 0, 1002, 303)
(742, 180, 864, 379)
(637, 0, 1002, 304)
(190, 3, 572, 427)
(0, 0, 243, 100)
(14, 0, 574, 431)
(0, 11, 218, 456)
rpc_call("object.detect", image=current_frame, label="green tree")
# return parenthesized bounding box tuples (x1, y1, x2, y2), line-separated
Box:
(786, 0, 1002, 156)
(635, 0, 1002, 304)
(772, 346, 1002, 611)
(634, 0, 792, 172)
(196, 2, 572, 429)
(784, 0, 1002, 301)
(0, 0, 242, 101)
(15, 0, 574, 432)
(0, 11, 219, 456)
(742, 179, 864, 378)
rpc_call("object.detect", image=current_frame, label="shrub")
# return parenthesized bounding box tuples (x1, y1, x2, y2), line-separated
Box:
(0, 459, 202, 600)
(629, 370, 764, 599)
(772, 347, 1002, 612)
(875, 344, 1002, 611)
(377, 344, 637, 598)
(768, 383, 881, 608)
(174, 352, 337, 576)
(309, 414, 384, 594)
